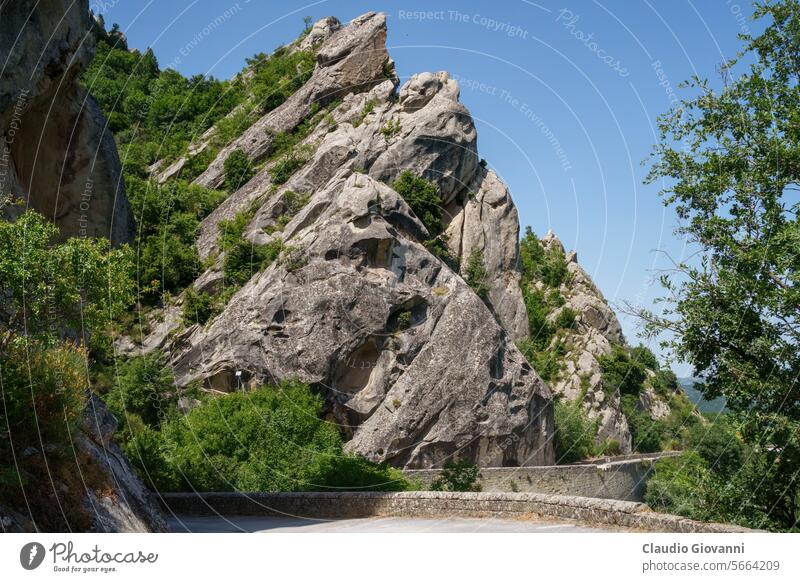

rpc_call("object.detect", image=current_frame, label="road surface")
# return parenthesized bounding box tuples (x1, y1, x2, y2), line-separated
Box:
(166, 515, 614, 533)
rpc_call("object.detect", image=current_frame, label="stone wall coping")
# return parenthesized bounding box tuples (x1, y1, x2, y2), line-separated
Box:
(161, 491, 755, 533)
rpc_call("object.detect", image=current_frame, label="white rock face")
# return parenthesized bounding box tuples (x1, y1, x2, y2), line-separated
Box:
(446, 168, 529, 340)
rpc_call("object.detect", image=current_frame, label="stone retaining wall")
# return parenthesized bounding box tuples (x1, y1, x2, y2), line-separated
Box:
(404, 452, 682, 502)
(160, 491, 753, 533)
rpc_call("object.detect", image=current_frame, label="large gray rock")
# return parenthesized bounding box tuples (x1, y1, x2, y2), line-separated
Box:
(79, 395, 167, 532)
(0, 0, 134, 245)
(446, 168, 529, 340)
(193, 12, 391, 190)
(170, 172, 554, 469)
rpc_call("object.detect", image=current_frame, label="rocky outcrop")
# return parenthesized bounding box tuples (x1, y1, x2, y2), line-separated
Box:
(192, 13, 392, 190)
(537, 232, 677, 452)
(79, 396, 167, 532)
(171, 172, 553, 468)
(0, 0, 134, 245)
(446, 168, 529, 340)
(0, 395, 166, 533)
(127, 12, 557, 470)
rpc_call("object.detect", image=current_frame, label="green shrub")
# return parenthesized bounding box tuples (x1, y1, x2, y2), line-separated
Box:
(392, 171, 443, 237)
(247, 49, 315, 114)
(381, 117, 402, 138)
(621, 395, 665, 453)
(271, 144, 313, 185)
(599, 344, 648, 396)
(182, 288, 216, 326)
(126, 178, 226, 304)
(631, 345, 659, 371)
(0, 339, 88, 446)
(464, 249, 489, 300)
(423, 237, 459, 270)
(684, 416, 744, 478)
(223, 149, 254, 192)
(519, 227, 569, 288)
(0, 210, 134, 345)
(141, 379, 413, 492)
(430, 459, 482, 492)
(553, 399, 597, 463)
(212, 108, 253, 148)
(105, 353, 178, 429)
(555, 306, 577, 330)
(644, 452, 711, 520)
(223, 238, 284, 286)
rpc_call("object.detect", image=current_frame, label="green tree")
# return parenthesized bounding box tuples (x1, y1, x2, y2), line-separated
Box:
(0, 211, 133, 349)
(638, 0, 800, 530)
(105, 353, 178, 429)
(430, 459, 482, 492)
(223, 149, 253, 192)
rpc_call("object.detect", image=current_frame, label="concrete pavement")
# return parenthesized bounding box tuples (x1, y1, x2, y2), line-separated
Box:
(166, 514, 614, 533)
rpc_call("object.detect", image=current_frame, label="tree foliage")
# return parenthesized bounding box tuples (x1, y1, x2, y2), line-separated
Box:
(640, 1, 800, 529)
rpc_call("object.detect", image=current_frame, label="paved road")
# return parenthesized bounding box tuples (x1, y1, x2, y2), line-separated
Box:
(167, 515, 612, 533)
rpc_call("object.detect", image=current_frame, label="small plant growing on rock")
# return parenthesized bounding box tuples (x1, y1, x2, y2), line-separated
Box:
(381, 117, 402, 138)
(430, 459, 482, 492)
(464, 248, 489, 300)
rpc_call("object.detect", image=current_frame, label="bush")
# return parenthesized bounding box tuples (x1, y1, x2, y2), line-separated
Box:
(599, 344, 648, 396)
(392, 171, 443, 238)
(631, 345, 659, 371)
(464, 249, 489, 299)
(621, 395, 665, 453)
(0, 339, 88, 446)
(218, 211, 285, 285)
(684, 416, 744, 478)
(553, 399, 597, 463)
(224, 238, 284, 286)
(182, 288, 216, 326)
(555, 306, 577, 330)
(430, 459, 482, 492)
(223, 149, 253, 192)
(248, 49, 315, 114)
(0, 210, 134, 345)
(138, 379, 413, 492)
(105, 353, 178, 429)
(126, 178, 226, 303)
(644, 452, 711, 520)
(519, 227, 569, 288)
(270, 143, 313, 185)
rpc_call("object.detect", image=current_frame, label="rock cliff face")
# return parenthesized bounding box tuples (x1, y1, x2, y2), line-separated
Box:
(120, 13, 670, 469)
(0, 0, 134, 245)
(0, 0, 161, 532)
(133, 14, 554, 469)
(540, 233, 633, 451)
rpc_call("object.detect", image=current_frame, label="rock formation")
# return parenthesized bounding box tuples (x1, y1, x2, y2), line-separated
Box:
(132, 14, 555, 469)
(0, 0, 134, 245)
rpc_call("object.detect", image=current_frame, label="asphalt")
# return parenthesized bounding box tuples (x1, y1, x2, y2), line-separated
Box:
(166, 515, 612, 533)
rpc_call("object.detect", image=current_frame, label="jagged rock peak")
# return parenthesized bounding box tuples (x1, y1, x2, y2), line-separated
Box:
(297, 16, 342, 51)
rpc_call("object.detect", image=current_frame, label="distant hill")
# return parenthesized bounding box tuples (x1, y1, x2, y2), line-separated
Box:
(678, 378, 727, 413)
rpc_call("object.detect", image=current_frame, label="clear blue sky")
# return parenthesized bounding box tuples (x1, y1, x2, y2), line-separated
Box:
(95, 0, 761, 374)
